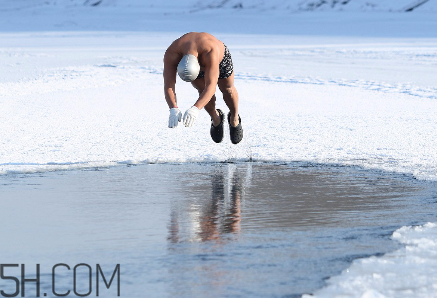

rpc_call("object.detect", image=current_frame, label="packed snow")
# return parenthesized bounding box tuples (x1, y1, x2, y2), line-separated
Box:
(2, 30, 436, 180)
(303, 223, 437, 298)
(1, 0, 437, 297)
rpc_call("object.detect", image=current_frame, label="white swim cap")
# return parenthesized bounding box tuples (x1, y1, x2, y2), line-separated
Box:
(177, 54, 200, 82)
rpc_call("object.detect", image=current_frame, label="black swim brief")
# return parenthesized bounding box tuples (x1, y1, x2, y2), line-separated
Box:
(196, 44, 234, 80)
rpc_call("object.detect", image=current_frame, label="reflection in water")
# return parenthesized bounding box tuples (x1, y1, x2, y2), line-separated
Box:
(163, 163, 434, 297)
(168, 165, 247, 243)
(166, 165, 250, 298)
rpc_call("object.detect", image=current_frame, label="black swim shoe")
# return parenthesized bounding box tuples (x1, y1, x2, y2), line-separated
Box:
(228, 112, 243, 144)
(210, 109, 224, 143)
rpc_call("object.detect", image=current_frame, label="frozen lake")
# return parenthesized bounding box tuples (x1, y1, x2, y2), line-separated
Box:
(1, 163, 436, 297)
(1, 1, 437, 296)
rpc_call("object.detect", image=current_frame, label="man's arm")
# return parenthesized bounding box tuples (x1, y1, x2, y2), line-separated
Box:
(163, 48, 184, 128)
(163, 49, 180, 109)
(193, 50, 220, 110)
(182, 50, 219, 127)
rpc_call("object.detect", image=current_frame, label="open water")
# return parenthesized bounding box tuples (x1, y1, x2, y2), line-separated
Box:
(0, 162, 436, 297)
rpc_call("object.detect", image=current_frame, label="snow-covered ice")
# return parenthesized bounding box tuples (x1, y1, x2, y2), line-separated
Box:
(303, 223, 437, 298)
(1, 32, 436, 179)
(1, 0, 437, 297)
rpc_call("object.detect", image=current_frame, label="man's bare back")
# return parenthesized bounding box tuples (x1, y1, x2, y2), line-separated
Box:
(165, 32, 225, 72)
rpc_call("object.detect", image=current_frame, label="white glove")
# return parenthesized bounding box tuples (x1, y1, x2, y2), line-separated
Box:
(168, 108, 182, 128)
(183, 106, 200, 127)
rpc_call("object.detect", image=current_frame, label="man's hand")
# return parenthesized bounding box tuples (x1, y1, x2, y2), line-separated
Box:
(183, 106, 200, 127)
(168, 108, 182, 128)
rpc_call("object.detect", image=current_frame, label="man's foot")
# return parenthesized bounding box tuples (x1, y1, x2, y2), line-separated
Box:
(227, 112, 243, 144)
(210, 109, 224, 143)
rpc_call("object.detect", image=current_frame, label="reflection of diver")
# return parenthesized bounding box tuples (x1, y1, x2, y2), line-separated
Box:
(223, 172, 242, 234)
(198, 169, 242, 241)
(168, 165, 247, 243)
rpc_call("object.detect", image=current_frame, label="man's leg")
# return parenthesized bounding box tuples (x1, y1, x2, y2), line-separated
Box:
(218, 72, 239, 127)
(191, 78, 221, 126)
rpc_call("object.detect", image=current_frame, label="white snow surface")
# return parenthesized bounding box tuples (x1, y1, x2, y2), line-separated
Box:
(1, 16, 437, 179)
(303, 223, 437, 298)
(2, 29, 436, 179)
(0, 2, 436, 180)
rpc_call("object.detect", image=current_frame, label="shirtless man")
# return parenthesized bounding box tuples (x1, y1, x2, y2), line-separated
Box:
(163, 32, 243, 144)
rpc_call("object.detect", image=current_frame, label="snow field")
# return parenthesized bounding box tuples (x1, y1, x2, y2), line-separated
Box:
(1, 33, 436, 180)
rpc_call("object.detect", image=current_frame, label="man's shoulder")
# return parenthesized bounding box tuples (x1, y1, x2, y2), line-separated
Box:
(163, 45, 181, 68)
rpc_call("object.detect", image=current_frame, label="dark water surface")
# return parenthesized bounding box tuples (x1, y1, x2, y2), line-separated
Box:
(1, 163, 436, 297)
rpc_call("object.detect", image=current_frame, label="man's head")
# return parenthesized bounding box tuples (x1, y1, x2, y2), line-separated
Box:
(177, 54, 200, 82)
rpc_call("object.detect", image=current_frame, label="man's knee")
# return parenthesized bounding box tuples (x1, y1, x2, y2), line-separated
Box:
(219, 84, 235, 97)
